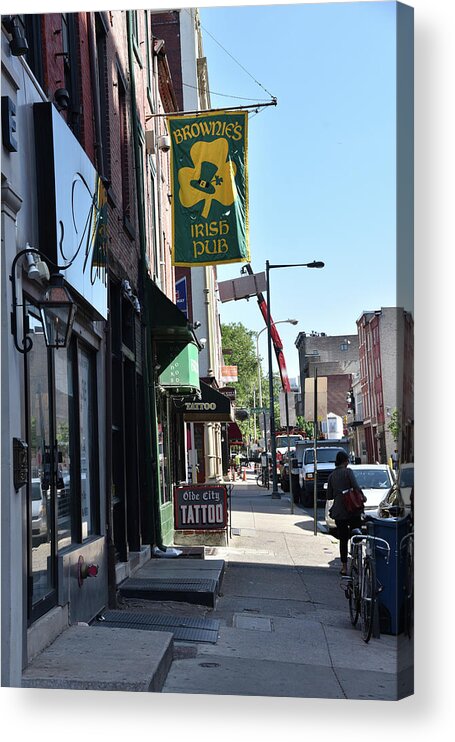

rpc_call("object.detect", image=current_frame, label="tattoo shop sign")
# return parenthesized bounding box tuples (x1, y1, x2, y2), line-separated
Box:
(168, 111, 249, 267)
(174, 485, 228, 531)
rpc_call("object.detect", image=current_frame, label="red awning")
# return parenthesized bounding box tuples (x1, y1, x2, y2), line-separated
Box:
(228, 422, 243, 445)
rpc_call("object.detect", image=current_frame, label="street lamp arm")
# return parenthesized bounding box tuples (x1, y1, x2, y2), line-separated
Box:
(268, 261, 325, 269)
(255, 319, 297, 342)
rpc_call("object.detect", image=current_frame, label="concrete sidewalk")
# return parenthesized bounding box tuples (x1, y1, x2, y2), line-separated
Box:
(21, 474, 413, 698)
(161, 477, 413, 700)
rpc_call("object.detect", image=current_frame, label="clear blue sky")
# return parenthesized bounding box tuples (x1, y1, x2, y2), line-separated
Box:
(199, 1, 400, 380)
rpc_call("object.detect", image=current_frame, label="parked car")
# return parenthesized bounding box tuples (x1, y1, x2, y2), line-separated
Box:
(324, 464, 395, 533)
(31, 478, 48, 544)
(377, 463, 414, 519)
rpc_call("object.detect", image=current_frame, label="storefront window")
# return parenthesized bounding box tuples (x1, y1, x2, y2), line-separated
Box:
(54, 346, 74, 550)
(157, 394, 171, 503)
(26, 303, 100, 620)
(27, 311, 55, 612)
(78, 347, 98, 538)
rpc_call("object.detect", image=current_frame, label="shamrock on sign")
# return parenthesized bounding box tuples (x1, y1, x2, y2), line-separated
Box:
(178, 138, 237, 219)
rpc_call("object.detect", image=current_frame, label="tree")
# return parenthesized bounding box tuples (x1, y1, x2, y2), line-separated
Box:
(221, 322, 258, 407)
(296, 416, 315, 438)
(221, 322, 286, 448)
(221, 322, 265, 446)
(387, 408, 401, 443)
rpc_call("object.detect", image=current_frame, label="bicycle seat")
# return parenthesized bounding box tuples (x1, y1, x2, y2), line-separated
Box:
(351, 528, 363, 536)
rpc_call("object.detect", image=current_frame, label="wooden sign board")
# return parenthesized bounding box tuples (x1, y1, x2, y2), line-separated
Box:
(174, 484, 228, 531)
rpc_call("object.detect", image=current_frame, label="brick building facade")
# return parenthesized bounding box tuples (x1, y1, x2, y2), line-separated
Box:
(357, 307, 414, 465)
(1, 10, 196, 684)
(295, 331, 359, 421)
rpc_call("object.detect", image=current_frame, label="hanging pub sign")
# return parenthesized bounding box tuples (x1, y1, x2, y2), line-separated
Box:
(220, 365, 238, 384)
(168, 110, 249, 267)
(174, 485, 228, 531)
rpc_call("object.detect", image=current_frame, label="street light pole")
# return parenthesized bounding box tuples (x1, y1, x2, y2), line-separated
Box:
(285, 389, 294, 514)
(265, 259, 325, 500)
(256, 331, 264, 408)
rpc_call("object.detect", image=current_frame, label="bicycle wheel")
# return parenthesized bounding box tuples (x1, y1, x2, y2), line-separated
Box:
(256, 473, 263, 487)
(348, 554, 361, 626)
(404, 541, 414, 639)
(360, 557, 376, 643)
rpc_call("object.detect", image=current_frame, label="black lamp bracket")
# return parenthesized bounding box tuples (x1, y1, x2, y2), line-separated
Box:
(2, 15, 29, 57)
(10, 247, 70, 354)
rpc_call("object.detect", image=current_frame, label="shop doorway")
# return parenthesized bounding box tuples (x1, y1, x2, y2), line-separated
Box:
(25, 306, 100, 624)
(194, 423, 206, 483)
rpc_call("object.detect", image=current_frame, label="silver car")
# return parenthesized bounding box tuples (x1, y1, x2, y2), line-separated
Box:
(377, 463, 414, 518)
(324, 464, 395, 533)
(31, 478, 48, 544)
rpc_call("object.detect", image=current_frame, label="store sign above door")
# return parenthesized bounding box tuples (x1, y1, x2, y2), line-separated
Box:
(168, 111, 250, 267)
(183, 381, 234, 422)
(33, 103, 108, 320)
(219, 387, 236, 402)
(174, 485, 228, 531)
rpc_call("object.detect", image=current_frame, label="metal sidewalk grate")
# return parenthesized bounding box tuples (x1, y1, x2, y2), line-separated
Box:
(118, 578, 219, 606)
(98, 610, 220, 643)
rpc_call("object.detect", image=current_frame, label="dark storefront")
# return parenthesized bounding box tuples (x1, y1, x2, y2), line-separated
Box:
(25, 101, 108, 628)
(145, 278, 197, 545)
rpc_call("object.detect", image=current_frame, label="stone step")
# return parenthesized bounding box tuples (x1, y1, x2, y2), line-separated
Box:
(118, 558, 225, 607)
(21, 624, 173, 692)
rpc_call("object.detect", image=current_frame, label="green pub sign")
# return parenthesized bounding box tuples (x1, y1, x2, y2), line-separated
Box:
(168, 111, 250, 267)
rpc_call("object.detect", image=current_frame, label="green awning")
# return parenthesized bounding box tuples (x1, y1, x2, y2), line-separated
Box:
(159, 343, 200, 395)
(146, 277, 194, 372)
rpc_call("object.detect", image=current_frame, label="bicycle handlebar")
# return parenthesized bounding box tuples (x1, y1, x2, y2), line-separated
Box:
(351, 533, 391, 563)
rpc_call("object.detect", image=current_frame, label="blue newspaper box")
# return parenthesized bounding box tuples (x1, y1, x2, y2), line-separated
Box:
(366, 514, 412, 635)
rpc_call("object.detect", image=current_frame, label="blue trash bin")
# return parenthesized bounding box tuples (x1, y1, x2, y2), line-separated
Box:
(366, 514, 412, 635)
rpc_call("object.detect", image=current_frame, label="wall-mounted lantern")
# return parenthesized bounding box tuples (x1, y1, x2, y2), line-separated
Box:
(2, 16, 29, 57)
(39, 272, 77, 349)
(10, 246, 76, 353)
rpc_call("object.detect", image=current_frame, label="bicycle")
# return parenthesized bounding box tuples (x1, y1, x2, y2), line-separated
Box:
(342, 528, 390, 642)
(400, 530, 414, 639)
(256, 466, 270, 489)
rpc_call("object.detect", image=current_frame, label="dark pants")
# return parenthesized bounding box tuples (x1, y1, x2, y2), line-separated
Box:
(335, 516, 363, 563)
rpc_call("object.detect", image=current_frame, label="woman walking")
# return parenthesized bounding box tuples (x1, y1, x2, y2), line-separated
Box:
(326, 451, 364, 575)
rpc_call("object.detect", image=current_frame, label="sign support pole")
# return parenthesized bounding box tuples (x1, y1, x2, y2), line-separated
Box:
(313, 369, 318, 536)
(285, 391, 294, 514)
